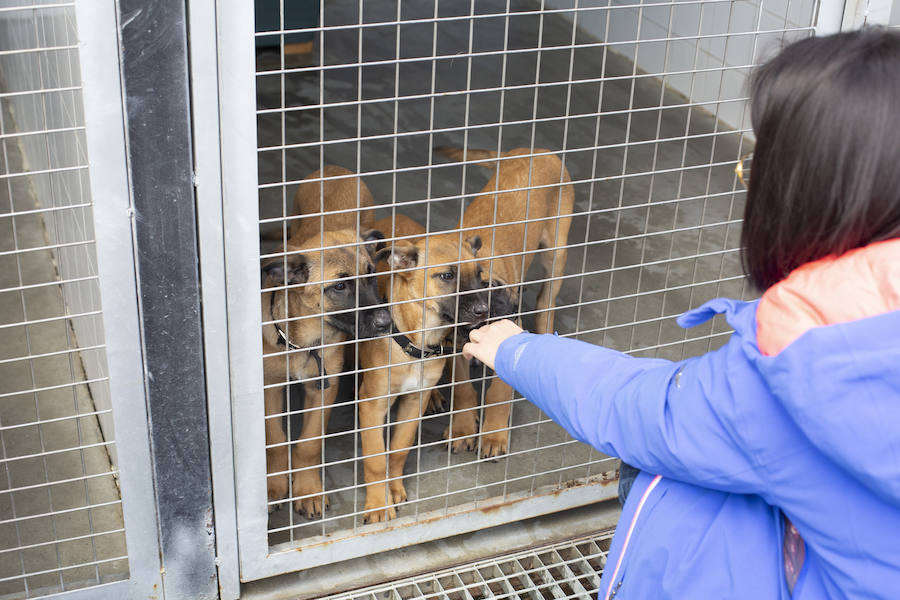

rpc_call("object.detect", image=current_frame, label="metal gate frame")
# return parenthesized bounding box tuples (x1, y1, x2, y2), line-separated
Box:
(37, 1, 165, 597)
(195, 0, 880, 590)
(207, 0, 625, 583)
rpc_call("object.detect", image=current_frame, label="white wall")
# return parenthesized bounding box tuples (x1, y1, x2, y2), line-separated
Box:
(546, 0, 820, 131)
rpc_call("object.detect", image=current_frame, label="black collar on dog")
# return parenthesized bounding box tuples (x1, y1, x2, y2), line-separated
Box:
(269, 293, 330, 389)
(391, 322, 451, 359)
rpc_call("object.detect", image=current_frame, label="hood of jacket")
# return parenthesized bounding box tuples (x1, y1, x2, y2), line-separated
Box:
(679, 296, 900, 509)
(756, 237, 900, 356)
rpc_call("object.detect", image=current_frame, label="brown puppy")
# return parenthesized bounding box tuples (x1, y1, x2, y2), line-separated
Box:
(357, 215, 489, 523)
(261, 166, 391, 518)
(437, 147, 575, 458)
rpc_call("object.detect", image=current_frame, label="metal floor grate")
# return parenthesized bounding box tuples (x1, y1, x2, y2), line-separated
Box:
(321, 532, 613, 600)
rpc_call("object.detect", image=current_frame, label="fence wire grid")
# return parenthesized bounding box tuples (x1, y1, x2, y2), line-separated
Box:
(0, 2, 128, 598)
(252, 0, 815, 559)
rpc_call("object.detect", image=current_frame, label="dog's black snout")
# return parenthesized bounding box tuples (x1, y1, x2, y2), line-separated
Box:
(372, 308, 392, 333)
(472, 301, 488, 319)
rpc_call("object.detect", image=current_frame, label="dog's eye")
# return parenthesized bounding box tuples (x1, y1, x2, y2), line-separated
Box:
(332, 281, 347, 291)
(439, 271, 455, 282)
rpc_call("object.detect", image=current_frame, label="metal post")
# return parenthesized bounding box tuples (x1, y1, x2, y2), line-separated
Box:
(838, 0, 896, 29)
(116, 1, 218, 598)
(188, 0, 242, 597)
(816, 0, 847, 34)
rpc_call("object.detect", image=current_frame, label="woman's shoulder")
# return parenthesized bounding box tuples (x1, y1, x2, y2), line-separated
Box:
(756, 238, 900, 356)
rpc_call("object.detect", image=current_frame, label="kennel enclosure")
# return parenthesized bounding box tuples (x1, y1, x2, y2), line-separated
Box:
(0, 0, 894, 599)
(226, 0, 836, 585)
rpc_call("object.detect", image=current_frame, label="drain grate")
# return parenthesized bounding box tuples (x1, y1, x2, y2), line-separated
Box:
(322, 532, 613, 600)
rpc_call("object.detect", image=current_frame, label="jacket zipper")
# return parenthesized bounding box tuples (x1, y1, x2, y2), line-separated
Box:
(603, 474, 663, 600)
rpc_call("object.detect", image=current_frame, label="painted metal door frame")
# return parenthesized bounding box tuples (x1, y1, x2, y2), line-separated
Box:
(817, 0, 897, 35)
(64, 1, 163, 598)
(212, 0, 617, 584)
(205, 0, 871, 587)
(187, 0, 241, 597)
(112, 0, 221, 597)
(77, 0, 232, 598)
(838, 0, 895, 29)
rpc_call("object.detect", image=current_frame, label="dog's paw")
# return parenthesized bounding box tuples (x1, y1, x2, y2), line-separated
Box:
(479, 431, 509, 460)
(267, 473, 289, 503)
(446, 429, 477, 453)
(443, 412, 479, 453)
(363, 504, 397, 524)
(292, 472, 329, 518)
(362, 483, 399, 523)
(424, 389, 446, 414)
(295, 493, 330, 519)
(389, 480, 408, 504)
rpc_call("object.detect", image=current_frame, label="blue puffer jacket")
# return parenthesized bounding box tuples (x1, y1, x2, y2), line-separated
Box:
(494, 299, 900, 599)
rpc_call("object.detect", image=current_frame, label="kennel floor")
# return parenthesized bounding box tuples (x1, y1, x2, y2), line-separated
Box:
(258, 0, 752, 550)
(0, 124, 128, 597)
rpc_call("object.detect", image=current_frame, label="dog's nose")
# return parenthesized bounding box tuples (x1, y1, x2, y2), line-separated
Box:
(373, 309, 392, 332)
(472, 302, 488, 319)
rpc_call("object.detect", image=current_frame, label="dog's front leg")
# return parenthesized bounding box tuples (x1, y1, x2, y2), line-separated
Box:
(480, 379, 515, 459)
(387, 392, 428, 505)
(359, 381, 395, 523)
(534, 217, 572, 335)
(264, 385, 290, 507)
(443, 354, 480, 452)
(291, 378, 337, 518)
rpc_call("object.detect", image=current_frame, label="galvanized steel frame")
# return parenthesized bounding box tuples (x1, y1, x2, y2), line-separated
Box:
(188, 0, 241, 597)
(59, 0, 163, 598)
(211, 0, 852, 590)
(216, 0, 658, 584)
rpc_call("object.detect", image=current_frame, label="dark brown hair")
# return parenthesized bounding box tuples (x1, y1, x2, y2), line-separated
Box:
(741, 28, 900, 290)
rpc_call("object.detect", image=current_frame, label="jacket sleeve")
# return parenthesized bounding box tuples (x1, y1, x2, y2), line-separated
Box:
(494, 332, 768, 494)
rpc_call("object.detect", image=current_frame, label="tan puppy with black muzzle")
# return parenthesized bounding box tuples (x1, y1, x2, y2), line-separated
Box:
(357, 214, 490, 523)
(435, 147, 575, 459)
(261, 165, 391, 518)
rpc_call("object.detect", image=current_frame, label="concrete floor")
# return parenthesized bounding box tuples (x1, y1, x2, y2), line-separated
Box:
(0, 89, 128, 598)
(258, 0, 754, 548)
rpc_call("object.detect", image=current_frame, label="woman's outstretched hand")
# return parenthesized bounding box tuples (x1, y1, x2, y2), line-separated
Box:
(462, 319, 524, 370)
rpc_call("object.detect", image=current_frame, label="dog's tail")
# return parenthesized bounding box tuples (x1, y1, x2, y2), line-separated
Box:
(435, 146, 500, 169)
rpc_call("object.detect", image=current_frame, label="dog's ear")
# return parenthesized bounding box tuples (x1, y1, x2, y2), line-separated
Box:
(374, 241, 418, 270)
(466, 235, 482, 255)
(362, 229, 385, 258)
(261, 253, 309, 287)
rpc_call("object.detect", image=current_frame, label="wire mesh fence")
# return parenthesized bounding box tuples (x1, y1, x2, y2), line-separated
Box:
(0, 2, 128, 598)
(252, 0, 816, 561)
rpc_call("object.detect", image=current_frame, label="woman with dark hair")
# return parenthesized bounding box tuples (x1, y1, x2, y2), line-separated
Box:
(463, 28, 900, 599)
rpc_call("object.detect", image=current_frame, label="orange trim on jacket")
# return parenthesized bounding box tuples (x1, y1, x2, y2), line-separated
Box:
(756, 237, 900, 357)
